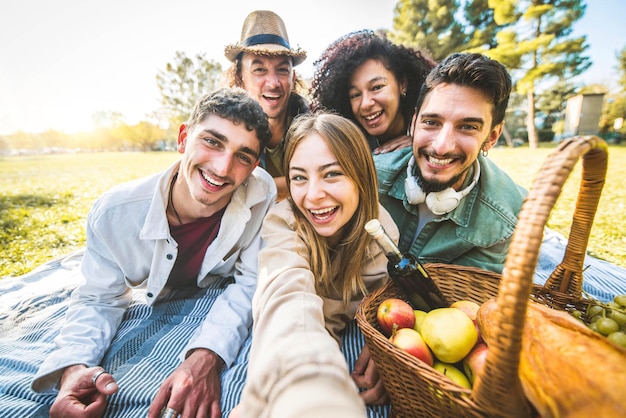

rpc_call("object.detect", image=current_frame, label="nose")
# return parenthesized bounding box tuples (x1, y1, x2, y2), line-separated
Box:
(265, 70, 280, 88)
(211, 154, 234, 177)
(430, 123, 456, 155)
(306, 178, 326, 201)
(360, 91, 375, 109)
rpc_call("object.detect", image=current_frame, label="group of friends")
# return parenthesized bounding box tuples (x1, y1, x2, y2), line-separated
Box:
(25, 9, 622, 418)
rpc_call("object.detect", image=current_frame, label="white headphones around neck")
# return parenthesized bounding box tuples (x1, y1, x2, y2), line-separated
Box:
(404, 156, 481, 215)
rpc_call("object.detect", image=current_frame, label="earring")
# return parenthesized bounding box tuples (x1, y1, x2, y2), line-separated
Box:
(401, 91, 406, 97)
(482, 148, 488, 157)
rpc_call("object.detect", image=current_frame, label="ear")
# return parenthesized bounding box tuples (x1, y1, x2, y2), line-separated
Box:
(485, 122, 504, 151)
(177, 124, 188, 154)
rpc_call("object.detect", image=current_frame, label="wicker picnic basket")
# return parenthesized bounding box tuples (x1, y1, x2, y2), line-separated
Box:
(356, 135, 609, 418)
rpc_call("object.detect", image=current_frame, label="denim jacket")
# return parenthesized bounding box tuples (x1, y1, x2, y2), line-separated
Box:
(374, 147, 527, 273)
(33, 161, 276, 392)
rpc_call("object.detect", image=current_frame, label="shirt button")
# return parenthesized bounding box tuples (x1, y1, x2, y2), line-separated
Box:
(147, 292, 154, 298)
(166, 254, 173, 260)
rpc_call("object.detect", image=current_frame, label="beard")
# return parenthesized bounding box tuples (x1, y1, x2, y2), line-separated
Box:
(415, 163, 467, 194)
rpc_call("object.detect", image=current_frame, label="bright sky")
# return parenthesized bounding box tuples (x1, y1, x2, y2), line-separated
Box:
(0, 0, 623, 135)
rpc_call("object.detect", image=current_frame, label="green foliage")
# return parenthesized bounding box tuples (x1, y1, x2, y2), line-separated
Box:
(156, 51, 223, 130)
(389, 0, 467, 61)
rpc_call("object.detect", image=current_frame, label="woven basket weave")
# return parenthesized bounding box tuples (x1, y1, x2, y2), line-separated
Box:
(356, 135, 608, 418)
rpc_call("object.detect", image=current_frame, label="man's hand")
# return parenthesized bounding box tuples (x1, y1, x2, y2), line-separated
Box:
(49, 364, 119, 418)
(148, 348, 224, 418)
(351, 344, 388, 405)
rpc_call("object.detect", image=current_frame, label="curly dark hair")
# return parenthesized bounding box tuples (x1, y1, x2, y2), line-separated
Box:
(188, 87, 272, 153)
(310, 30, 436, 131)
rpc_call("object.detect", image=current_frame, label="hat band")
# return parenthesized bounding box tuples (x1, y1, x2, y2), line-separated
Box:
(242, 34, 291, 49)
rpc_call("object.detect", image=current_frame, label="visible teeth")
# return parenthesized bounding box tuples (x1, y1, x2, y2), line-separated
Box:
(310, 207, 336, 215)
(428, 156, 453, 166)
(201, 171, 224, 186)
(364, 111, 382, 121)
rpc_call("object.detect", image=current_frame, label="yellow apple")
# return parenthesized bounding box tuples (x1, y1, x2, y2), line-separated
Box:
(413, 309, 428, 333)
(377, 298, 416, 337)
(433, 361, 471, 389)
(420, 307, 478, 363)
(450, 299, 484, 345)
(389, 327, 434, 366)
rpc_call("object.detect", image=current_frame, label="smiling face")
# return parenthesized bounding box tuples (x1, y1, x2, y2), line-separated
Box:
(177, 114, 260, 217)
(240, 53, 294, 121)
(288, 133, 359, 246)
(411, 83, 502, 193)
(349, 58, 406, 142)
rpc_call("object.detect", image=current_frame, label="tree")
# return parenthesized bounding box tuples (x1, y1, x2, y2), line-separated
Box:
(601, 45, 626, 138)
(487, 0, 591, 148)
(463, 0, 513, 51)
(156, 51, 223, 131)
(389, 0, 467, 61)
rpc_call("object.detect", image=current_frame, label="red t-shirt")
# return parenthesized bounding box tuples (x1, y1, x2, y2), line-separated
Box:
(166, 207, 226, 288)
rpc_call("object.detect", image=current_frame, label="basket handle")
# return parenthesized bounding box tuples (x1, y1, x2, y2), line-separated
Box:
(472, 135, 608, 416)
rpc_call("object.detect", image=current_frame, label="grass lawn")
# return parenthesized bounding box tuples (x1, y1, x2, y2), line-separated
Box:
(1, 145, 625, 278)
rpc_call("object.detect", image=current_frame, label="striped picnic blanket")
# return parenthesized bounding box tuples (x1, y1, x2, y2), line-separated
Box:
(0, 251, 390, 418)
(1, 233, 625, 417)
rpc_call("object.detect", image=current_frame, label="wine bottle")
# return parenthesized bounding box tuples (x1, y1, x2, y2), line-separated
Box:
(365, 219, 449, 311)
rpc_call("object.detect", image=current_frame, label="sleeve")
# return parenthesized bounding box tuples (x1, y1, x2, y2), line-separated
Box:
(32, 208, 132, 393)
(238, 204, 365, 418)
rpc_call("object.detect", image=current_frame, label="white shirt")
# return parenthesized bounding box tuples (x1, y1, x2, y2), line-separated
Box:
(32, 161, 276, 392)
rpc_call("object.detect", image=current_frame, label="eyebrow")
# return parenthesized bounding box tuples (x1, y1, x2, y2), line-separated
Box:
(350, 76, 387, 90)
(199, 128, 260, 160)
(289, 161, 341, 173)
(420, 113, 485, 126)
(250, 57, 292, 67)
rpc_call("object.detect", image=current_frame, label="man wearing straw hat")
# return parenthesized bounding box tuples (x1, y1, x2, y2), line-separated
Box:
(224, 10, 309, 201)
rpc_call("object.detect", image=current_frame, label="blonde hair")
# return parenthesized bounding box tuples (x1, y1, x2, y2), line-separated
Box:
(284, 112, 379, 305)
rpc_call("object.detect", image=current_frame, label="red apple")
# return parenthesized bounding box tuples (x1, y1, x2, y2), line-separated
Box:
(462, 342, 488, 384)
(377, 298, 416, 337)
(450, 300, 480, 321)
(451, 300, 484, 345)
(389, 327, 434, 366)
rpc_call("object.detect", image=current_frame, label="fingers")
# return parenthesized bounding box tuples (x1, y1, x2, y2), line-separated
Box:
(359, 379, 389, 405)
(91, 368, 118, 395)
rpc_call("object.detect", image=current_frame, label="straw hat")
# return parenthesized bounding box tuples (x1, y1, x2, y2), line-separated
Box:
(224, 10, 307, 66)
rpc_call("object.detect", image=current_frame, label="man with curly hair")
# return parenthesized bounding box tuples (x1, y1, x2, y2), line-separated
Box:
(32, 88, 276, 418)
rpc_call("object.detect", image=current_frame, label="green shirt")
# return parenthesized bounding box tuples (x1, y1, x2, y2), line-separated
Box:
(373, 147, 527, 273)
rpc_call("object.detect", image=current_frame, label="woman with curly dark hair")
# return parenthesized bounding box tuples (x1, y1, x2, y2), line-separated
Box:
(310, 30, 436, 154)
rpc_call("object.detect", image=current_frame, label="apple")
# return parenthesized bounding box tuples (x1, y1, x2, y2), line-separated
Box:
(432, 361, 471, 389)
(420, 307, 478, 363)
(377, 298, 416, 336)
(450, 299, 484, 345)
(462, 342, 488, 385)
(450, 300, 480, 320)
(413, 309, 428, 333)
(389, 327, 434, 366)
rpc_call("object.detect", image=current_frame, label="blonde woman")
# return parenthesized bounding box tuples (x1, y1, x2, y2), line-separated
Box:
(233, 112, 399, 418)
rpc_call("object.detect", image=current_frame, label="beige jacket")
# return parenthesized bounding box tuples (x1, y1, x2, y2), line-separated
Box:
(237, 199, 399, 418)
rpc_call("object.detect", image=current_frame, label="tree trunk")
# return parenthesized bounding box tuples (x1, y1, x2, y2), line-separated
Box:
(501, 125, 513, 147)
(526, 90, 539, 149)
